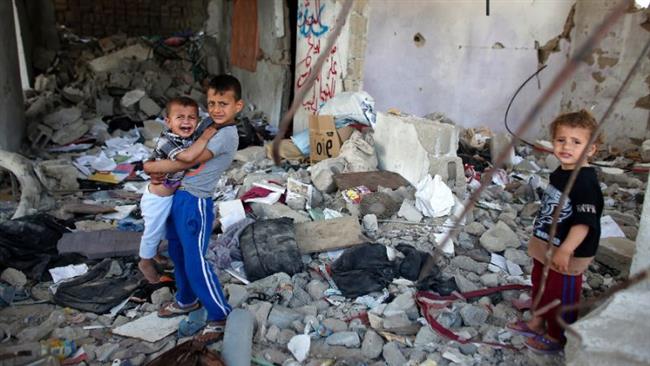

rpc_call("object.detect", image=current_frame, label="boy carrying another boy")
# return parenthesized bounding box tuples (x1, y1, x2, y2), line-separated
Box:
(139, 96, 219, 283)
(507, 110, 604, 354)
(144, 75, 242, 344)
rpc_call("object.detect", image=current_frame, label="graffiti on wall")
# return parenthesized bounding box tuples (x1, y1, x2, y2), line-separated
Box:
(296, 0, 340, 113)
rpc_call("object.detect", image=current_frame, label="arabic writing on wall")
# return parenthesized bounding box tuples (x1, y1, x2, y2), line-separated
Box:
(296, 0, 340, 113)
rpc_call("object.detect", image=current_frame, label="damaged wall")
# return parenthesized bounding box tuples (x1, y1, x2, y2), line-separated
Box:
(52, 0, 208, 37)
(292, 0, 370, 134)
(361, 1, 577, 142)
(558, 1, 650, 145)
(1, 0, 26, 152)
(205, 0, 292, 129)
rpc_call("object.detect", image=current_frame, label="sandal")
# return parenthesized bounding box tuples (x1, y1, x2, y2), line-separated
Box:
(158, 301, 200, 318)
(194, 321, 226, 345)
(506, 320, 543, 338)
(525, 334, 563, 354)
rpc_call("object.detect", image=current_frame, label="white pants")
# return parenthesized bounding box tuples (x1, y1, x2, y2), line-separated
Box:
(139, 184, 174, 259)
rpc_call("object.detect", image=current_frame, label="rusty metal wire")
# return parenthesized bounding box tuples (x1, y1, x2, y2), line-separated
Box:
(270, 0, 354, 165)
(433, 0, 630, 256)
(532, 35, 650, 311)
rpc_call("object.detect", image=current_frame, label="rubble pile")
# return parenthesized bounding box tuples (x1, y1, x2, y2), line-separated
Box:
(0, 31, 648, 366)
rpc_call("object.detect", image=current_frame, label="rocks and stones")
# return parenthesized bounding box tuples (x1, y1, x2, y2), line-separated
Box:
(268, 305, 303, 329)
(504, 248, 529, 266)
(226, 284, 249, 308)
(51, 119, 90, 145)
(480, 273, 499, 287)
(459, 304, 490, 326)
(465, 221, 486, 236)
(121, 89, 146, 108)
(596, 237, 636, 274)
(641, 139, 650, 162)
(382, 341, 408, 366)
(359, 192, 400, 219)
(397, 199, 423, 222)
(479, 220, 520, 252)
(361, 330, 384, 359)
(43, 107, 82, 129)
(326, 331, 361, 348)
(0, 268, 27, 288)
(150, 287, 173, 306)
(451, 255, 487, 275)
(363, 214, 379, 232)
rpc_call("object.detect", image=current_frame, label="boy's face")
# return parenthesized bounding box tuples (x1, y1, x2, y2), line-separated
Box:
(166, 103, 199, 138)
(552, 125, 596, 170)
(207, 89, 243, 125)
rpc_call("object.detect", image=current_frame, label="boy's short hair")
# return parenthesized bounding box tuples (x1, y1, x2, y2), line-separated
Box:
(165, 96, 199, 117)
(207, 74, 242, 101)
(550, 109, 603, 145)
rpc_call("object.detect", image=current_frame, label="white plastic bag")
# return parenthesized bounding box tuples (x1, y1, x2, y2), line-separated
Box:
(415, 174, 455, 218)
(318, 91, 376, 127)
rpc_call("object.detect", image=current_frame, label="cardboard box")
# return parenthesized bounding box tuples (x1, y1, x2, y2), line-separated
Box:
(309, 115, 341, 163)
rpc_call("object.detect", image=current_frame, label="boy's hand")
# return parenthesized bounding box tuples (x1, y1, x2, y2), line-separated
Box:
(199, 125, 218, 140)
(551, 247, 571, 273)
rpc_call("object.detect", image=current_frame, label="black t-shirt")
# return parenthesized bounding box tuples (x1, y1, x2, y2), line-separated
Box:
(533, 166, 603, 257)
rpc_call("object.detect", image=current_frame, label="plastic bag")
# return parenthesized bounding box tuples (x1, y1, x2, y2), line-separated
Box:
(415, 175, 455, 218)
(318, 91, 377, 127)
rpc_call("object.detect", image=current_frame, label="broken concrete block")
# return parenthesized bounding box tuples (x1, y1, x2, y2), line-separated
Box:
(121, 89, 146, 108)
(383, 341, 407, 366)
(326, 331, 361, 348)
(34, 74, 56, 92)
(89, 43, 150, 72)
(108, 72, 131, 89)
(138, 96, 162, 117)
(373, 112, 465, 193)
(295, 216, 366, 253)
(361, 330, 384, 359)
(397, 199, 422, 223)
(334, 171, 410, 192)
(250, 203, 310, 223)
(43, 107, 82, 129)
(362, 214, 378, 232)
(28, 123, 53, 149)
(234, 146, 267, 163)
(57, 230, 142, 259)
(112, 313, 185, 343)
(141, 120, 164, 141)
(479, 221, 520, 252)
(311, 157, 345, 193)
(596, 237, 635, 274)
(151, 74, 173, 99)
(62, 86, 86, 103)
(51, 119, 89, 145)
(96, 95, 114, 116)
(490, 133, 514, 169)
(641, 139, 650, 162)
(34, 159, 80, 191)
(359, 192, 399, 219)
(1, 268, 27, 288)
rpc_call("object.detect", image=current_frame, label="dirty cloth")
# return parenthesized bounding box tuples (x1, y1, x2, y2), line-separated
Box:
(239, 218, 304, 281)
(331, 243, 432, 298)
(53, 259, 143, 313)
(0, 214, 79, 281)
(207, 217, 254, 270)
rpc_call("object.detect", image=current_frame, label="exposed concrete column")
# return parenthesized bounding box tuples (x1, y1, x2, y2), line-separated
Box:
(630, 172, 650, 289)
(0, 0, 26, 152)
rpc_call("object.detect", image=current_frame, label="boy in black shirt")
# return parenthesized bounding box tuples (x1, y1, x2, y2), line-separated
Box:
(507, 110, 604, 353)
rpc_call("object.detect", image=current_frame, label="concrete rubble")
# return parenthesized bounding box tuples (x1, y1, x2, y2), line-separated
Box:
(0, 27, 648, 366)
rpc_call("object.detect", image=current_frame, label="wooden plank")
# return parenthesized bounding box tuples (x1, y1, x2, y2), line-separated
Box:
(333, 171, 411, 191)
(230, 0, 259, 72)
(295, 216, 367, 254)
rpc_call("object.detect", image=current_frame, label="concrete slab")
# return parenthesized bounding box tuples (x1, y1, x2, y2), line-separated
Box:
(597, 237, 636, 275)
(565, 288, 650, 366)
(112, 312, 186, 343)
(295, 216, 366, 253)
(373, 112, 465, 194)
(333, 171, 411, 191)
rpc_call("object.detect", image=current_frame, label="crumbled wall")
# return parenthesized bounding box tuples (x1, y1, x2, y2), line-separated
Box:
(557, 1, 650, 145)
(51, 0, 208, 37)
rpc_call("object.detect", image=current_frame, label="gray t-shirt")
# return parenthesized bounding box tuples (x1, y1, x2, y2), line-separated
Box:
(181, 125, 238, 198)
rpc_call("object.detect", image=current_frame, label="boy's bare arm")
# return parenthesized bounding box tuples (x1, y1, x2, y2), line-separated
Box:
(144, 149, 214, 174)
(174, 126, 218, 163)
(552, 224, 589, 272)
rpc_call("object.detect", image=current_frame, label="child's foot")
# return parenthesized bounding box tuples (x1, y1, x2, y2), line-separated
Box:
(194, 320, 226, 345)
(525, 334, 563, 354)
(138, 258, 161, 284)
(506, 320, 544, 337)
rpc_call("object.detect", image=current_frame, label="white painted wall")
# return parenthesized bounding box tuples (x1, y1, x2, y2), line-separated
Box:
(293, 0, 351, 134)
(363, 0, 575, 141)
